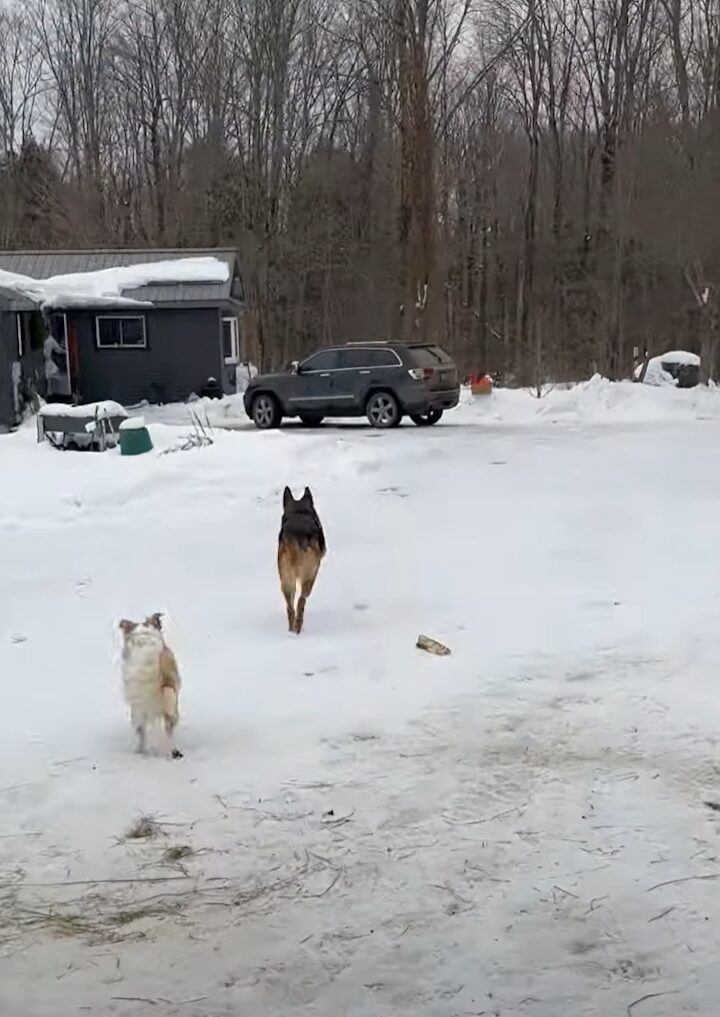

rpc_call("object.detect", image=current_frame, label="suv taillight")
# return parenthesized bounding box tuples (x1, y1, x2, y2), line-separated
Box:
(408, 367, 434, 381)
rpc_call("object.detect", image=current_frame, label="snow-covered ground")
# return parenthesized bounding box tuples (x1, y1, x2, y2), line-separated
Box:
(3, 380, 720, 1017)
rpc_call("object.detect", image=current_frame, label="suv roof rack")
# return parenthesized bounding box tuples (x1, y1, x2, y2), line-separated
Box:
(343, 340, 435, 347)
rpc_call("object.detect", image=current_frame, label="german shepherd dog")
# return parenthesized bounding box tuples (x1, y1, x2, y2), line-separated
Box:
(278, 486, 326, 634)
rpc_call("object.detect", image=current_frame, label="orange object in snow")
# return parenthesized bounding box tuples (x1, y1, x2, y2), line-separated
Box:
(470, 374, 493, 396)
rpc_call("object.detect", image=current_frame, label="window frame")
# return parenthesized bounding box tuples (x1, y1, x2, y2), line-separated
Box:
(95, 315, 147, 350)
(222, 315, 240, 365)
(340, 347, 402, 369)
(299, 348, 342, 373)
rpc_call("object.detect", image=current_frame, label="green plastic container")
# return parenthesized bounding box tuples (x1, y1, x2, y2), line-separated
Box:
(119, 418, 153, 456)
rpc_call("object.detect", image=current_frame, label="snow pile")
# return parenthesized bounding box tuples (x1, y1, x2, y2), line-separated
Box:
(118, 416, 146, 431)
(633, 350, 701, 387)
(0, 257, 230, 309)
(137, 392, 249, 429)
(460, 373, 720, 425)
(235, 362, 258, 392)
(39, 399, 127, 419)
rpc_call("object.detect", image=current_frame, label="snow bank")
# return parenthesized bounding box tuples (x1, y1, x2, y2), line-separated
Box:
(459, 373, 720, 426)
(35, 371, 720, 436)
(0, 257, 229, 309)
(122, 373, 720, 432)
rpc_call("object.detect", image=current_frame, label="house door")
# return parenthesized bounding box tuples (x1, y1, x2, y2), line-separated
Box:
(47, 312, 72, 398)
(0, 316, 16, 430)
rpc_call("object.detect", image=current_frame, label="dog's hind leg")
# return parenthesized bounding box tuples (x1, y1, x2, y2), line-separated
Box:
(161, 685, 182, 758)
(278, 553, 297, 631)
(283, 585, 296, 632)
(133, 718, 146, 754)
(163, 714, 183, 759)
(295, 573, 317, 634)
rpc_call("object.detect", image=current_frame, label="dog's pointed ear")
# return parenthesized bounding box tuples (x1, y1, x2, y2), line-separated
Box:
(119, 619, 137, 636)
(283, 486, 294, 510)
(146, 612, 163, 631)
(302, 486, 314, 506)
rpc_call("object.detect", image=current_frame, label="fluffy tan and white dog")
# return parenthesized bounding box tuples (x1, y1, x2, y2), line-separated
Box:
(119, 612, 183, 758)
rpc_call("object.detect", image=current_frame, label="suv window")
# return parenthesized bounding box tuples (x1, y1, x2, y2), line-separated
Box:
(300, 349, 341, 372)
(408, 345, 452, 367)
(341, 348, 399, 368)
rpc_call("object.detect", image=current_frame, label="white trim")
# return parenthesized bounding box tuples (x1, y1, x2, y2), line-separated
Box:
(222, 316, 240, 364)
(95, 315, 147, 349)
(16, 313, 23, 358)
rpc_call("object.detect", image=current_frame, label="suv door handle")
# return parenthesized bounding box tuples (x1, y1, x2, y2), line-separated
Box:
(320, 373, 330, 377)
(359, 370, 370, 375)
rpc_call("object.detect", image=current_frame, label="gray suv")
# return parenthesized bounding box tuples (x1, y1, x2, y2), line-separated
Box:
(244, 342, 460, 429)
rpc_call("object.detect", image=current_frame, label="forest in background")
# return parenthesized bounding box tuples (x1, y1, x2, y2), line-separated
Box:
(0, 0, 719, 381)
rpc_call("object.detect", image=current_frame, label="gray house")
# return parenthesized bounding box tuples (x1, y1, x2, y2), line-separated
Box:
(0, 248, 244, 431)
(0, 285, 43, 432)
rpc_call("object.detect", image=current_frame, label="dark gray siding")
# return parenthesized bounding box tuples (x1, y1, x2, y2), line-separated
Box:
(69, 307, 223, 405)
(0, 310, 15, 430)
(18, 312, 47, 397)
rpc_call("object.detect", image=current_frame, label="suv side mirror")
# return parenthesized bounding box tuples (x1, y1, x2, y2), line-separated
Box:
(290, 360, 300, 374)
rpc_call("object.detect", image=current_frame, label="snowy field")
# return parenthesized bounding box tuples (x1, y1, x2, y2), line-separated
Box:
(3, 378, 720, 1017)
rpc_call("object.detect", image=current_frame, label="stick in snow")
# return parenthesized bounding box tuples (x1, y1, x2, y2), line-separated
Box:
(627, 991, 679, 1015)
(647, 873, 720, 892)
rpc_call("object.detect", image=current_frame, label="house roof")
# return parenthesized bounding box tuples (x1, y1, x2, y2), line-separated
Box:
(0, 248, 243, 308)
(0, 285, 37, 312)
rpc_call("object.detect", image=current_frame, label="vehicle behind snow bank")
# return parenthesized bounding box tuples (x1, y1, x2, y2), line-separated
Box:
(634, 350, 700, 388)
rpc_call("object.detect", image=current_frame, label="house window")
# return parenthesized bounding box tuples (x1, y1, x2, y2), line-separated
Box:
(222, 316, 240, 364)
(96, 316, 147, 349)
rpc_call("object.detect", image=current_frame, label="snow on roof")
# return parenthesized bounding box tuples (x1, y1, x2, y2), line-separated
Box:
(0, 258, 230, 310)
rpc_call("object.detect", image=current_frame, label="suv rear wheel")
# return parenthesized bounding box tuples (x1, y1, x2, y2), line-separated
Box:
(299, 413, 324, 427)
(251, 393, 281, 429)
(410, 409, 443, 426)
(366, 391, 400, 429)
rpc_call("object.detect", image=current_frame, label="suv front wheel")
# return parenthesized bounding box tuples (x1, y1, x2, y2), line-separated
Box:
(366, 391, 401, 429)
(251, 393, 281, 429)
